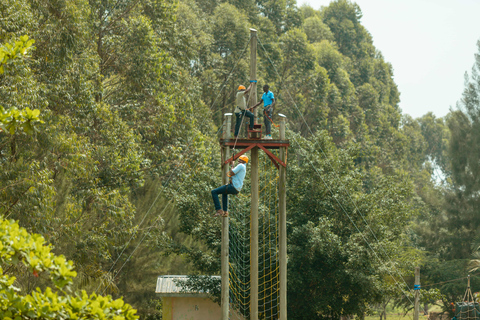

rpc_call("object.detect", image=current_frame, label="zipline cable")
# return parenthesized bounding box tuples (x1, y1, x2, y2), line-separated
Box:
(100, 32, 422, 319)
(289, 132, 417, 316)
(96, 35, 253, 294)
(258, 35, 423, 314)
(421, 275, 480, 288)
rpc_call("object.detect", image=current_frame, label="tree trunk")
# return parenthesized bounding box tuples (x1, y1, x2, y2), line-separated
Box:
(382, 299, 390, 320)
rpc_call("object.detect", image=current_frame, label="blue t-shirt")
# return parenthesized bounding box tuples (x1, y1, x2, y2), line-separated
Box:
(232, 163, 246, 191)
(262, 91, 274, 108)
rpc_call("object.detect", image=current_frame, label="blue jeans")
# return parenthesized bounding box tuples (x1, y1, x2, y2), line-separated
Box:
(263, 107, 273, 135)
(234, 110, 254, 136)
(211, 184, 239, 212)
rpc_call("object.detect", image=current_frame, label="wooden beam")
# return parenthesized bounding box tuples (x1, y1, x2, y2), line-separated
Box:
(265, 152, 279, 170)
(257, 144, 286, 168)
(224, 144, 256, 166)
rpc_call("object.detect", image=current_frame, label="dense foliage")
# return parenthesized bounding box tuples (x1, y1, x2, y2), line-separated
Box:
(0, 218, 138, 319)
(1, 0, 480, 318)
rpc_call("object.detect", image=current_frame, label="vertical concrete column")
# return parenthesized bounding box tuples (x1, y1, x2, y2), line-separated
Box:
(249, 27, 259, 320)
(278, 115, 287, 320)
(250, 146, 259, 320)
(249, 28, 257, 120)
(221, 114, 232, 320)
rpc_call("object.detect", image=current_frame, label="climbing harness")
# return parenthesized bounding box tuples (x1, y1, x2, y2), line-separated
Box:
(264, 108, 279, 128)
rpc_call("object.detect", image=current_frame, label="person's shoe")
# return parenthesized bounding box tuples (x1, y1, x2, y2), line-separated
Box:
(221, 211, 229, 217)
(263, 135, 268, 139)
(267, 135, 272, 139)
(214, 209, 224, 217)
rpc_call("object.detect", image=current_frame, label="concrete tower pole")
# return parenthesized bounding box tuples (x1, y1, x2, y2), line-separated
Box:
(221, 114, 232, 320)
(249, 27, 259, 320)
(279, 115, 287, 320)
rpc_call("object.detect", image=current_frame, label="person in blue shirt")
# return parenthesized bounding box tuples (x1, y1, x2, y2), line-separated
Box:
(211, 155, 248, 217)
(253, 84, 275, 139)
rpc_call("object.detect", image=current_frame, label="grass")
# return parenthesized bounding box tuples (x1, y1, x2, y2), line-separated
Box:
(365, 304, 444, 320)
(365, 313, 414, 320)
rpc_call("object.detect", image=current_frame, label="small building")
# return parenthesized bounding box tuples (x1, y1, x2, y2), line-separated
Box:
(156, 275, 222, 320)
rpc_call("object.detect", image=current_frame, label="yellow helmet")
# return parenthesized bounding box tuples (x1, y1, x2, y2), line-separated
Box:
(239, 155, 249, 163)
(238, 85, 246, 91)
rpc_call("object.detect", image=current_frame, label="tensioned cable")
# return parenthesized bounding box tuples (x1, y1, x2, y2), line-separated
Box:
(257, 35, 414, 280)
(96, 35, 253, 294)
(257, 35, 421, 312)
(230, 78, 259, 164)
(99, 38, 253, 292)
(421, 274, 480, 288)
(289, 133, 416, 312)
(100, 103, 242, 294)
(95, 124, 224, 294)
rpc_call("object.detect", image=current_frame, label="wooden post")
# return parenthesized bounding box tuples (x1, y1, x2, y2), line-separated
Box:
(250, 28, 257, 120)
(221, 114, 232, 320)
(279, 115, 287, 320)
(414, 267, 420, 320)
(251, 146, 259, 320)
(463, 275, 473, 302)
(249, 27, 259, 320)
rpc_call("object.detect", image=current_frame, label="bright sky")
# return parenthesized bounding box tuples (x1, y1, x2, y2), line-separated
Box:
(297, 0, 480, 119)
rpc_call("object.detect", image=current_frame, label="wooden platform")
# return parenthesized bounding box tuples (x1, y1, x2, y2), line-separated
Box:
(247, 123, 262, 139)
(220, 138, 289, 169)
(220, 138, 289, 150)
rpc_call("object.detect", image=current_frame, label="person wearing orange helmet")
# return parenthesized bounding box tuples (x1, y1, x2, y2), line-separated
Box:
(211, 155, 249, 217)
(234, 83, 255, 138)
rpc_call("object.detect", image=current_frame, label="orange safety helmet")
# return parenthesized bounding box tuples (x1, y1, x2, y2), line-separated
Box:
(238, 85, 246, 91)
(239, 155, 249, 163)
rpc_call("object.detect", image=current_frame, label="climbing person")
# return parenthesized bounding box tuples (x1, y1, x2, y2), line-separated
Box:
(211, 155, 249, 217)
(234, 83, 255, 139)
(252, 84, 275, 139)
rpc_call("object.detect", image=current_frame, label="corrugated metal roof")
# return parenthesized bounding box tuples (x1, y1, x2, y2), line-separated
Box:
(155, 275, 220, 296)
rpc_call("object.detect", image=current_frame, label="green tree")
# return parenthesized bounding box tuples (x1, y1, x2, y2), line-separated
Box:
(0, 217, 138, 319)
(322, 0, 370, 60)
(432, 42, 480, 260)
(0, 0, 456, 318)
(303, 16, 334, 43)
(287, 130, 420, 319)
(0, 36, 42, 135)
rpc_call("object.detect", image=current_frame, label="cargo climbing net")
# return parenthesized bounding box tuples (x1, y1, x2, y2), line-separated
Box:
(456, 276, 480, 320)
(228, 151, 280, 320)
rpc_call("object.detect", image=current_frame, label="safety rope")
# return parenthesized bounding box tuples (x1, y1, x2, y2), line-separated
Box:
(257, 35, 426, 320)
(264, 108, 280, 128)
(231, 75, 258, 160)
(98, 31, 421, 320)
(96, 34, 254, 295)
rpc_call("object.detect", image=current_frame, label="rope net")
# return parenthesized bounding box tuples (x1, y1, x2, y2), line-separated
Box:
(456, 278, 479, 320)
(229, 151, 280, 320)
(456, 303, 480, 320)
(229, 191, 251, 319)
